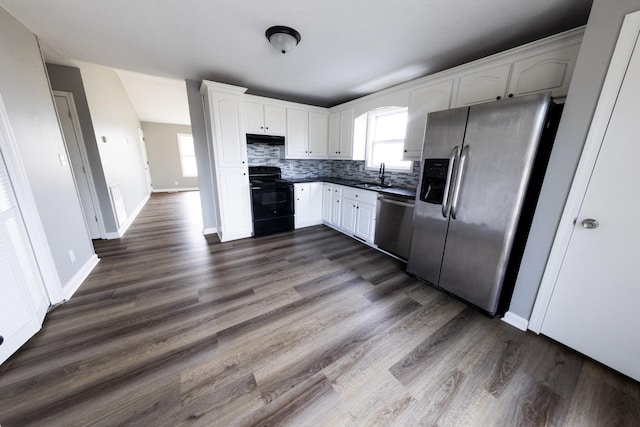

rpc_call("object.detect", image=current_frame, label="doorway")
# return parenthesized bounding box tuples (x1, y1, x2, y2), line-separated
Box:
(53, 91, 104, 239)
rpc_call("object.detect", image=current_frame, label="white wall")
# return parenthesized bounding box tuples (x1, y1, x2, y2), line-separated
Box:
(508, 0, 640, 321)
(0, 7, 95, 296)
(141, 121, 197, 191)
(186, 79, 217, 233)
(78, 62, 149, 229)
(46, 63, 119, 234)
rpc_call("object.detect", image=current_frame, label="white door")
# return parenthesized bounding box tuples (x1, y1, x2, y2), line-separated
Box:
(0, 136, 49, 364)
(538, 16, 640, 381)
(138, 128, 153, 194)
(54, 93, 101, 239)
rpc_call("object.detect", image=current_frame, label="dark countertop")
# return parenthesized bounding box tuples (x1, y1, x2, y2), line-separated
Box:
(287, 176, 416, 199)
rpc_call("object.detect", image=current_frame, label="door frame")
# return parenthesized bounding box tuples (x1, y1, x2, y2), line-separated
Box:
(53, 90, 106, 239)
(529, 10, 640, 333)
(0, 91, 61, 305)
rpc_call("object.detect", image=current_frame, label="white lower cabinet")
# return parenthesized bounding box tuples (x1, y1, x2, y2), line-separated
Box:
(217, 168, 252, 240)
(337, 186, 377, 243)
(354, 201, 376, 242)
(321, 184, 342, 228)
(294, 183, 322, 229)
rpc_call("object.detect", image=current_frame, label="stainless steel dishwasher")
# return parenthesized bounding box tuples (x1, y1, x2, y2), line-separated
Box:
(374, 194, 415, 260)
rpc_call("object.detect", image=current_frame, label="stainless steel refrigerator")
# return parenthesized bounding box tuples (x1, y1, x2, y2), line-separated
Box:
(406, 93, 560, 316)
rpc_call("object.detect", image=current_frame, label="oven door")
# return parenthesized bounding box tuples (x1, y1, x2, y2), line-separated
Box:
(250, 184, 294, 236)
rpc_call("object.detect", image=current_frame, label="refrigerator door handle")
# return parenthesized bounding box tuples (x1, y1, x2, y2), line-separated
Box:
(441, 145, 460, 218)
(451, 145, 470, 219)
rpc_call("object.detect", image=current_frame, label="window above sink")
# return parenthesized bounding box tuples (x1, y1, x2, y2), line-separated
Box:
(357, 106, 412, 172)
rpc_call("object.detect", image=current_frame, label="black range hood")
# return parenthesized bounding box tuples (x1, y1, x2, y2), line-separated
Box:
(246, 133, 285, 145)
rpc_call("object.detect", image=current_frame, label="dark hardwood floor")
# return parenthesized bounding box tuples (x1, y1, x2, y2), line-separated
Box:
(1, 191, 639, 426)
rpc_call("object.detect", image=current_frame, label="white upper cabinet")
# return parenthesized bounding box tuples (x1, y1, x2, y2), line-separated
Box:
(308, 112, 329, 158)
(286, 108, 308, 158)
(403, 79, 454, 160)
(244, 101, 286, 135)
(455, 63, 512, 107)
(328, 109, 354, 159)
(286, 108, 328, 159)
(507, 44, 581, 99)
(209, 90, 248, 168)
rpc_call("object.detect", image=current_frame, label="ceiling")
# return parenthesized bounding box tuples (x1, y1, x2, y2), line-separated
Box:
(1, 0, 592, 109)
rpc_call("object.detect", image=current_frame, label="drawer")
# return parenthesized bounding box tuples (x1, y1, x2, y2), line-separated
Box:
(342, 187, 377, 205)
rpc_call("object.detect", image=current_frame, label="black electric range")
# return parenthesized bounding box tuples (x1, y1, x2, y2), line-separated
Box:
(248, 166, 295, 237)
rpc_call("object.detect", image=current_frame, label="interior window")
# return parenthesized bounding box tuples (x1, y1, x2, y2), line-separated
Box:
(365, 106, 411, 171)
(177, 133, 198, 177)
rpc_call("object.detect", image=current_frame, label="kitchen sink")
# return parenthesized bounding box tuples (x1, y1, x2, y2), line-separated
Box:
(356, 182, 391, 190)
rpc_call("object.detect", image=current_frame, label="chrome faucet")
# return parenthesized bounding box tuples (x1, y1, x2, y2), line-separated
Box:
(378, 162, 386, 186)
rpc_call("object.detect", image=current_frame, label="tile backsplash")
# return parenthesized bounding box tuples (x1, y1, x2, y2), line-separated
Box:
(247, 144, 420, 188)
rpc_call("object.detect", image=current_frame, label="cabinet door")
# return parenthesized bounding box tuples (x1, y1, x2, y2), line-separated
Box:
(321, 184, 332, 223)
(294, 183, 310, 229)
(404, 80, 454, 160)
(308, 112, 328, 158)
(341, 197, 357, 234)
(508, 44, 580, 99)
(331, 186, 342, 227)
(217, 168, 252, 241)
(264, 104, 286, 135)
(211, 91, 248, 167)
(286, 108, 309, 158)
(455, 63, 511, 107)
(338, 109, 354, 158)
(355, 201, 376, 242)
(244, 101, 265, 134)
(308, 183, 323, 225)
(328, 112, 341, 157)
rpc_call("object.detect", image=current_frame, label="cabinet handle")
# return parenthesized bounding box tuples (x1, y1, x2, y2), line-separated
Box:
(309, 151, 312, 154)
(404, 149, 407, 152)
(496, 96, 502, 100)
(242, 161, 245, 164)
(0, 335, 3, 345)
(266, 127, 269, 130)
(355, 195, 358, 198)
(508, 93, 514, 98)
(260, 126, 264, 129)
(356, 206, 359, 209)
(243, 173, 246, 176)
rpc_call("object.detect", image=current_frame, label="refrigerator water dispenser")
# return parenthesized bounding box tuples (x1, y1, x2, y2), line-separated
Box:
(420, 159, 450, 204)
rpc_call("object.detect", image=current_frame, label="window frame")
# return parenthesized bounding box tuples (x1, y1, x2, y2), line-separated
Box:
(364, 106, 412, 172)
(176, 133, 197, 178)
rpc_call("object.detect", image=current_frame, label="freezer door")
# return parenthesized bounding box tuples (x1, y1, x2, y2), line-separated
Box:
(438, 93, 550, 314)
(406, 107, 468, 284)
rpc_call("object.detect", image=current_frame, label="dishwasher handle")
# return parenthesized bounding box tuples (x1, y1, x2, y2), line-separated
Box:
(378, 196, 415, 208)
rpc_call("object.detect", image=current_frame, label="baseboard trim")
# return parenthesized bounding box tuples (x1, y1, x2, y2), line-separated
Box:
(105, 193, 150, 239)
(502, 311, 529, 331)
(203, 227, 218, 235)
(61, 254, 99, 301)
(153, 187, 199, 193)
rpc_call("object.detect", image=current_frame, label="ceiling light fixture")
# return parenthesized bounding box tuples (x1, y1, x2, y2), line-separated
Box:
(265, 26, 301, 54)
